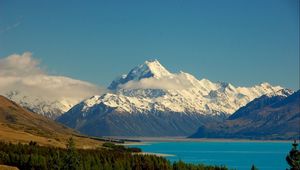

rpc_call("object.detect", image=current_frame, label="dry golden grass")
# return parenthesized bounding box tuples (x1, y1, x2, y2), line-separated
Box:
(0, 95, 103, 149)
(0, 165, 19, 170)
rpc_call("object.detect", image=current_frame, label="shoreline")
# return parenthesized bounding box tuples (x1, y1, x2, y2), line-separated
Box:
(119, 142, 153, 146)
(113, 136, 292, 144)
(134, 152, 175, 157)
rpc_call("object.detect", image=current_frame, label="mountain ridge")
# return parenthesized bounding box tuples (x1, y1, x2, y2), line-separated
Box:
(57, 60, 286, 137)
(2, 75, 103, 119)
(85, 60, 283, 115)
(189, 89, 300, 140)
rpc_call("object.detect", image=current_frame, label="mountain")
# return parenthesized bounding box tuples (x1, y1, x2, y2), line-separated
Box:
(0, 95, 103, 148)
(57, 60, 284, 137)
(108, 60, 173, 90)
(0, 52, 104, 119)
(4, 91, 74, 119)
(1, 75, 103, 119)
(189, 89, 300, 140)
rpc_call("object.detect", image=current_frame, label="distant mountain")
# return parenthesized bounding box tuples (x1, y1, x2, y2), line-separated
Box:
(1, 75, 103, 119)
(4, 91, 74, 119)
(189, 89, 300, 140)
(57, 60, 284, 137)
(0, 53, 104, 119)
(0, 95, 102, 148)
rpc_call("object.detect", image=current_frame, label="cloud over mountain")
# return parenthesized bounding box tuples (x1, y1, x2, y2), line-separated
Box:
(0, 52, 105, 101)
(58, 60, 285, 137)
(119, 73, 194, 90)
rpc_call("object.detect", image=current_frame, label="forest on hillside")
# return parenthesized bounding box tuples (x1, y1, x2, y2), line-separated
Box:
(0, 139, 227, 170)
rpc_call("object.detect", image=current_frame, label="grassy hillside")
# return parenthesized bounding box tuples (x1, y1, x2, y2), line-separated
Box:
(0, 95, 102, 148)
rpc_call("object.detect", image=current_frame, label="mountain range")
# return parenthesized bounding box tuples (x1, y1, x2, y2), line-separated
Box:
(4, 90, 74, 119)
(1, 75, 103, 119)
(57, 60, 286, 137)
(190, 89, 300, 140)
(2, 57, 297, 139)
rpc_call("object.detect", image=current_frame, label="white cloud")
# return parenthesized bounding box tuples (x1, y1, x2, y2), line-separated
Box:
(0, 52, 43, 76)
(120, 73, 194, 90)
(0, 52, 105, 101)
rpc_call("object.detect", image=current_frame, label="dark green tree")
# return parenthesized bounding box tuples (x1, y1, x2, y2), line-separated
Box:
(286, 140, 300, 170)
(63, 137, 79, 170)
(251, 164, 258, 170)
(0, 140, 228, 170)
(49, 150, 62, 170)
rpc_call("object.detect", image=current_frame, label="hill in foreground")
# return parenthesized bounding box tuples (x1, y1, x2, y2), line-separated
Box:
(0, 95, 102, 148)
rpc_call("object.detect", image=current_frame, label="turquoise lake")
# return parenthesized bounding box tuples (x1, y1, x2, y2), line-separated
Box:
(130, 141, 291, 170)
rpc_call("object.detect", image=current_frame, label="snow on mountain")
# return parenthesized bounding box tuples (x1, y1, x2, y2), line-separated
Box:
(263, 88, 293, 97)
(79, 60, 283, 116)
(0, 52, 104, 119)
(190, 89, 298, 140)
(5, 90, 75, 119)
(108, 59, 172, 90)
(58, 60, 288, 136)
(2, 75, 103, 119)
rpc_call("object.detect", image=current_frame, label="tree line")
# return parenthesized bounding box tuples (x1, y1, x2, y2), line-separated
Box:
(0, 138, 227, 170)
(1, 138, 299, 170)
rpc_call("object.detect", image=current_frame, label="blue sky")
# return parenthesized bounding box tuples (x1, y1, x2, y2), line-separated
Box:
(0, 0, 299, 89)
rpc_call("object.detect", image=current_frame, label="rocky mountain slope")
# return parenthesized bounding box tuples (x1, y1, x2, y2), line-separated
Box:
(57, 60, 284, 137)
(189, 89, 300, 140)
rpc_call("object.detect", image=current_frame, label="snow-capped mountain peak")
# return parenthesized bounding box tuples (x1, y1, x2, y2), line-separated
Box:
(80, 60, 286, 116)
(108, 59, 172, 90)
(83, 95, 102, 107)
(264, 88, 294, 98)
(58, 60, 291, 137)
(143, 59, 172, 78)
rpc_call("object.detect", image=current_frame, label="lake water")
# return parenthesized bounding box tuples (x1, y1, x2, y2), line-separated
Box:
(130, 141, 291, 170)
